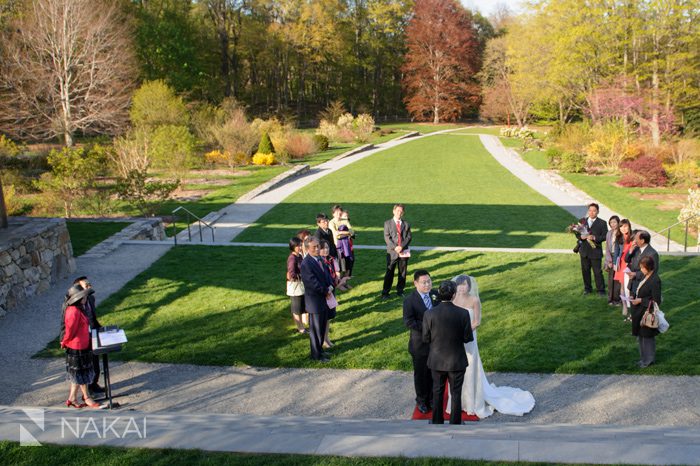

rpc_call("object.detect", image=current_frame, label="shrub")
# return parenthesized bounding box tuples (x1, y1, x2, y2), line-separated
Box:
(111, 129, 153, 178)
(619, 156, 668, 187)
(209, 108, 258, 168)
(313, 134, 329, 151)
(258, 132, 275, 154)
(285, 133, 317, 159)
(679, 188, 700, 243)
(204, 150, 229, 166)
(337, 113, 355, 130)
(353, 114, 375, 142)
(555, 122, 593, 157)
(33, 147, 100, 218)
(317, 120, 339, 142)
(672, 138, 700, 165)
(2, 184, 27, 215)
(336, 127, 356, 143)
(150, 125, 199, 175)
(116, 169, 179, 217)
(130, 80, 189, 129)
(318, 100, 346, 125)
(252, 152, 275, 165)
(664, 161, 700, 187)
(585, 121, 630, 173)
(0, 135, 21, 157)
(78, 186, 118, 217)
(560, 151, 587, 173)
(545, 147, 562, 168)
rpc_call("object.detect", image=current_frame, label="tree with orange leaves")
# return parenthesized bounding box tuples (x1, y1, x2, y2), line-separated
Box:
(402, 0, 481, 124)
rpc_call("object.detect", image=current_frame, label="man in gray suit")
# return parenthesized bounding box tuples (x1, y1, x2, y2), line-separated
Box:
(382, 203, 412, 299)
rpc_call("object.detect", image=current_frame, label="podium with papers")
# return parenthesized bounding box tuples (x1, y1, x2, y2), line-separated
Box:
(91, 325, 128, 409)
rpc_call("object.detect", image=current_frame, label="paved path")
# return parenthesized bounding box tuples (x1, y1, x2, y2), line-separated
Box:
(479, 134, 686, 252)
(2, 407, 699, 464)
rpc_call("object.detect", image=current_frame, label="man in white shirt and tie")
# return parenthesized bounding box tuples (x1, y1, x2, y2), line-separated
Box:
(403, 270, 437, 414)
(382, 204, 412, 299)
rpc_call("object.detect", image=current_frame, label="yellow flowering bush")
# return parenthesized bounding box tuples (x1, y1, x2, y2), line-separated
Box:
(252, 152, 275, 165)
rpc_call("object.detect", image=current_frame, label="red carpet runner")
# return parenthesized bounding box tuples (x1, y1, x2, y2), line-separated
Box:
(410, 383, 479, 422)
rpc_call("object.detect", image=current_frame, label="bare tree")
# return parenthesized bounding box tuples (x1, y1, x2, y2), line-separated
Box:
(0, 0, 136, 146)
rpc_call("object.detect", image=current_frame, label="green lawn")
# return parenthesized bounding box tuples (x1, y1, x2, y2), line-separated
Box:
(236, 135, 576, 249)
(37, 246, 700, 375)
(560, 173, 696, 248)
(0, 441, 544, 466)
(66, 221, 131, 256)
(521, 150, 549, 170)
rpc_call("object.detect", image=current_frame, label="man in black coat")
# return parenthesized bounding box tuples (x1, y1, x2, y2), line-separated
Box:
(382, 203, 412, 299)
(626, 230, 659, 295)
(578, 203, 608, 295)
(403, 269, 438, 414)
(314, 213, 338, 260)
(300, 236, 334, 362)
(422, 281, 474, 425)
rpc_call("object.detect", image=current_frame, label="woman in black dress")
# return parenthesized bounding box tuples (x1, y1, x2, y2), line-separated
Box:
(630, 256, 661, 368)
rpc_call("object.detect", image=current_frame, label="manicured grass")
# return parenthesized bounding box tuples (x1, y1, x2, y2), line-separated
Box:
(236, 135, 576, 249)
(521, 150, 549, 170)
(378, 122, 466, 134)
(37, 246, 700, 375)
(0, 441, 544, 466)
(560, 173, 696, 248)
(66, 221, 131, 256)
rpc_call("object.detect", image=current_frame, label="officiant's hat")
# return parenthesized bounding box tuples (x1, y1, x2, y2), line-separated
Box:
(66, 285, 94, 305)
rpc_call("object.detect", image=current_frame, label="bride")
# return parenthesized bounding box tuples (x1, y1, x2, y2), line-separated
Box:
(447, 275, 535, 419)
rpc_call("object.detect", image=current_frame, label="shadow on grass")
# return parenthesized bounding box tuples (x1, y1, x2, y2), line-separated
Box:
(35, 246, 700, 375)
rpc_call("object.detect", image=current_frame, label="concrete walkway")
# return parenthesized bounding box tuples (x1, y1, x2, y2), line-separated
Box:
(2, 406, 699, 464)
(479, 134, 686, 252)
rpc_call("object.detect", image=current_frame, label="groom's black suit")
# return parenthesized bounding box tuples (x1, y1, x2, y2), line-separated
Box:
(301, 254, 333, 360)
(578, 216, 608, 293)
(403, 289, 438, 407)
(422, 302, 473, 424)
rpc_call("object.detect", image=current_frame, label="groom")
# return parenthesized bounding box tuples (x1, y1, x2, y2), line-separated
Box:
(422, 280, 473, 425)
(403, 269, 438, 414)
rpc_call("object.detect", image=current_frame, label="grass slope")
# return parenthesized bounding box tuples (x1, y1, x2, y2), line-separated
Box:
(37, 246, 700, 375)
(66, 221, 131, 256)
(236, 135, 576, 249)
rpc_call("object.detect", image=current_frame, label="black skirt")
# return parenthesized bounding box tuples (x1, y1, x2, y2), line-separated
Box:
(65, 348, 95, 385)
(290, 295, 306, 315)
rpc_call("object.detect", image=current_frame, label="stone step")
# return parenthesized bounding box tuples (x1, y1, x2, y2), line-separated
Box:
(1, 406, 698, 464)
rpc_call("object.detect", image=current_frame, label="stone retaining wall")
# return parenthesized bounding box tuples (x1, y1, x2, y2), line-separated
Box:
(0, 218, 76, 317)
(81, 218, 166, 258)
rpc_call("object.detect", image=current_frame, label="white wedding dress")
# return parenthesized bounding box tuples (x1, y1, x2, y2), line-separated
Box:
(447, 276, 535, 418)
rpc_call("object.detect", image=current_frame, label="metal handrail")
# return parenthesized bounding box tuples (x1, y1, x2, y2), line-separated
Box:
(171, 206, 215, 245)
(657, 213, 699, 252)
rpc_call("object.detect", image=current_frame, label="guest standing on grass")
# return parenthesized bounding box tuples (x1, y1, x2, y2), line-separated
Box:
(630, 256, 661, 368)
(382, 203, 412, 299)
(403, 269, 437, 415)
(604, 216, 621, 306)
(286, 237, 308, 334)
(614, 220, 634, 319)
(314, 213, 337, 260)
(319, 240, 349, 349)
(339, 209, 356, 277)
(300, 236, 333, 363)
(422, 280, 473, 425)
(296, 229, 312, 327)
(577, 203, 608, 296)
(626, 231, 659, 298)
(61, 286, 103, 409)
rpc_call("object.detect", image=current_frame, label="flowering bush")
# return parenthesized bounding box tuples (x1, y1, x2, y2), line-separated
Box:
(679, 188, 700, 245)
(205, 150, 230, 166)
(353, 113, 375, 142)
(664, 161, 700, 187)
(252, 152, 275, 165)
(317, 120, 339, 142)
(500, 126, 534, 139)
(618, 156, 668, 187)
(2, 184, 25, 215)
(0, 135, 21, 157)
(285, 133, 317, 159)
(337, 113, 355, 130)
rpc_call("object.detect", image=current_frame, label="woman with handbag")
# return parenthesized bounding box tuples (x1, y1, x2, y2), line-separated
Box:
(287, 237, 307, 334)
(630, 256, 661, 368)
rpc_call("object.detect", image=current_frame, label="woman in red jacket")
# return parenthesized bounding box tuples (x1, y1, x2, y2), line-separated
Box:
(61, 286, 102, 409)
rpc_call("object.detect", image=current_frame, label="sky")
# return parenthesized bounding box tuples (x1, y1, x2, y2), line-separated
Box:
(460, 0, 524, 17)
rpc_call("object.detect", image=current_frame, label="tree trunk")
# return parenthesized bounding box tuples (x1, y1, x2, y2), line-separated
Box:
(0, 177, 8, 228)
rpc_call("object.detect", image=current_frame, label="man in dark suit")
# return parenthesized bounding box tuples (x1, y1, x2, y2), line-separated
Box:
(403, 269, 438, 414)
(300, 236, 334, 362)
(626, 230, 659, 295)
(422, 281, 474, 425)
(382, 203, 412, 299)
(578, 203, 608, 295)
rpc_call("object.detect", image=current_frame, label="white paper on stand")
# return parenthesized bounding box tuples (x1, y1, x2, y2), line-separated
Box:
(99, 329, 127, 346)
